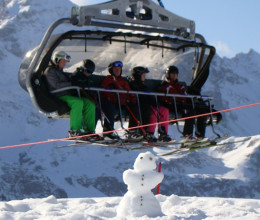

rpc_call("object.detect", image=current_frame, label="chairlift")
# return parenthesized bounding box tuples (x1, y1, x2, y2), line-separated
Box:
(18, 0, 220, 136)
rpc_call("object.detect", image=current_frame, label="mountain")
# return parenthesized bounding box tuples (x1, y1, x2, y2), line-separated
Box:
(0, 0, 259, 201)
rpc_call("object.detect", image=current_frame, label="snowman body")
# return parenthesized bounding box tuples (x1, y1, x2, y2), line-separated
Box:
(117, 152, 164, 217)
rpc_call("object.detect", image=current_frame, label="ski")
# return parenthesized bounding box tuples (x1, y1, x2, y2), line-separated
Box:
(181, 133, 229, 148)
(126, 140, 178, 151)
(55, 138, 119, 149)
(127, 134, 228, 151)
(55, 136, 144, 149)
(160, 136, 251, 156)
(56, 141, 88, 149)
(101, 137, 144, 148)
(158, 134, 229, 156)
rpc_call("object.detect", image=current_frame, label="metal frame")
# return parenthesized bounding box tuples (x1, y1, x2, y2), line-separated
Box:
(51, 87, 218, 135)
(18, 0, 218, 135)
(71, 0, 195, 38)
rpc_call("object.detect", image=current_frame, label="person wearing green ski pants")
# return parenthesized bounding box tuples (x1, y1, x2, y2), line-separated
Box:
(59, 95, 96, 132)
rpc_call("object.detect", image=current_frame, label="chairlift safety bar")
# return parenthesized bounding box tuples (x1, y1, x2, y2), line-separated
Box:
(51, 86, 214, 101)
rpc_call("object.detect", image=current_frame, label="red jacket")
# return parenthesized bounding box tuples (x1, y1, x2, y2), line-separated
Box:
(101, 75, 135, 105)
(157, 79, 187, 105)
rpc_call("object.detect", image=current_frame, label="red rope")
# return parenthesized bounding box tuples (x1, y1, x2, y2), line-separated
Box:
(0, 102, 259, 150)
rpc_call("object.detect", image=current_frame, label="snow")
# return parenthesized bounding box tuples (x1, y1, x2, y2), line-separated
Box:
(0, 0, 260, 219)
(0, 195, 259, 219)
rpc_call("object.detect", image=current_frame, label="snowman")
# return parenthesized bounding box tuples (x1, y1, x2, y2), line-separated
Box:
(117, 151, 164, 218)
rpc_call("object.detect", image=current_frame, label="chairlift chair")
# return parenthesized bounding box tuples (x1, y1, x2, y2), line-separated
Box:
(18, 0, 220, 136)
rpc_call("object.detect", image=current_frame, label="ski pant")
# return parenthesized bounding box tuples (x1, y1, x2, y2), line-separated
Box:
(59, 95, 96, 132)
(128, 102, 151, 133)
(148, 106, 169, 134)
(101, 100, 126, 131)
(180, 102, 207, 138)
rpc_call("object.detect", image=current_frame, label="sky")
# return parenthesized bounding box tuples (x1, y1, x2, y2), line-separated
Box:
(70, 0, 260, 58)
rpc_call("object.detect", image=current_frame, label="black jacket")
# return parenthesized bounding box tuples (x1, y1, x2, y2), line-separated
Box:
(129, 80, 156, 107)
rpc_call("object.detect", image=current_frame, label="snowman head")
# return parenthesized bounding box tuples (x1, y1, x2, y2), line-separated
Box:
(133, 152, 157, 172)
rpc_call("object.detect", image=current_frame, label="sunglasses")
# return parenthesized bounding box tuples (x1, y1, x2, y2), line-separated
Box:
(113, 61, 123, 67)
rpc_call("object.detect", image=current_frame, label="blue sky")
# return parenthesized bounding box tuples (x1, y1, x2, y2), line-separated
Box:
(71, 0, 260, 58)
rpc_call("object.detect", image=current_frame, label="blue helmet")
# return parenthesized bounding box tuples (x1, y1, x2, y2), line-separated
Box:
(108, 61, 123, 75)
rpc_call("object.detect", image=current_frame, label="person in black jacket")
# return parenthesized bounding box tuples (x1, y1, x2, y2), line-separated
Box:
(72, 59, 96, 87)
(128, 66, 172, 142)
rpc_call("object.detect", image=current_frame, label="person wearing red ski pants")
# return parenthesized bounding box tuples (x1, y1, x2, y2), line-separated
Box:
(148, 106, 169, 133)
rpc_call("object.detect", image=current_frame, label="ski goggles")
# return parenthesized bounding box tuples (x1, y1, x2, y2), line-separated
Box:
(64, 55, 71, 61)
(137, 67, 149, 74)
(56, 54, 71, 62)
(82, 66, 94, 74)
(113, 61, 123, 67)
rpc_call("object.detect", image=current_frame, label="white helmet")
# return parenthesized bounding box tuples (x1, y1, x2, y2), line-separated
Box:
(52, 51, 71, 64)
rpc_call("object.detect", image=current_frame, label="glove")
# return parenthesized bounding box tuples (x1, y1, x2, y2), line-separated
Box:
(71, 78, 85, 88)
(108, 83, 117, 89)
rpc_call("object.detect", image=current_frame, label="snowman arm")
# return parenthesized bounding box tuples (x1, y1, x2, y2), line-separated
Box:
(123, 169, 140, 186)
(144, 172, 164, 189)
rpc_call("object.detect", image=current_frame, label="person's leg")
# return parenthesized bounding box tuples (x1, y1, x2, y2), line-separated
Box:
(182, 103, 195, 137)
(101, 100, 115, 131)
(140, 103, 151, 133)
(156, 106, 172, 142)
(159, 106, 169, 133)
(148, 106, 157, 133)
(82, 98, 96, 132)
(195, 104, 207, 138)
(59, 95, 83, 130)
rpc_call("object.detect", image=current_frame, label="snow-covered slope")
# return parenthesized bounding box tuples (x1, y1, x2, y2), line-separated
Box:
(0, 195, 260, 219)
(0, 0, 260, 202)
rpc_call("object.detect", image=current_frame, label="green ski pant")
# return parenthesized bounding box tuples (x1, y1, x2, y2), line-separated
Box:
(59, 95, 96, 132)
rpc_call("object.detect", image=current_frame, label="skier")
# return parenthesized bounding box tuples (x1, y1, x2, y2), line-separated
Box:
(71, 59, 96, 87)
(128, 66, 172, 142)
(158, 65, 207, 141)
(100, 61, 141, 140)
(44, 51, 101, 140)
(72, 59, 101, 125)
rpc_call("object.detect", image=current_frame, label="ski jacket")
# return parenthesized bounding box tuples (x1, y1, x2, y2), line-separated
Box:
(129, 80, 156, 107)
(157, 79, 187, 106)
(44, 64, 73, 97)
(101, 75, 135, 105)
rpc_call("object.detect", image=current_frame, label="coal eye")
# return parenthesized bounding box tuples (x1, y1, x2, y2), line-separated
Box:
(140, 157, 143, 159)
(149, 157, 152, 161)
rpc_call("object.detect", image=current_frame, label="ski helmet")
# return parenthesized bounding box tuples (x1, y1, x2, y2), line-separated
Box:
(165, 65, 179, 79)
(52, 51, 71, 64)
(82, 59, 95, 74)
(108, 61, 123, 75)
(131, 66, 150, 81)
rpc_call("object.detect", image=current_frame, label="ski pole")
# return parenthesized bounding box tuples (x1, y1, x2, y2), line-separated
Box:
(125, 104, 147, 135)
(156, 162, 162, 195)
